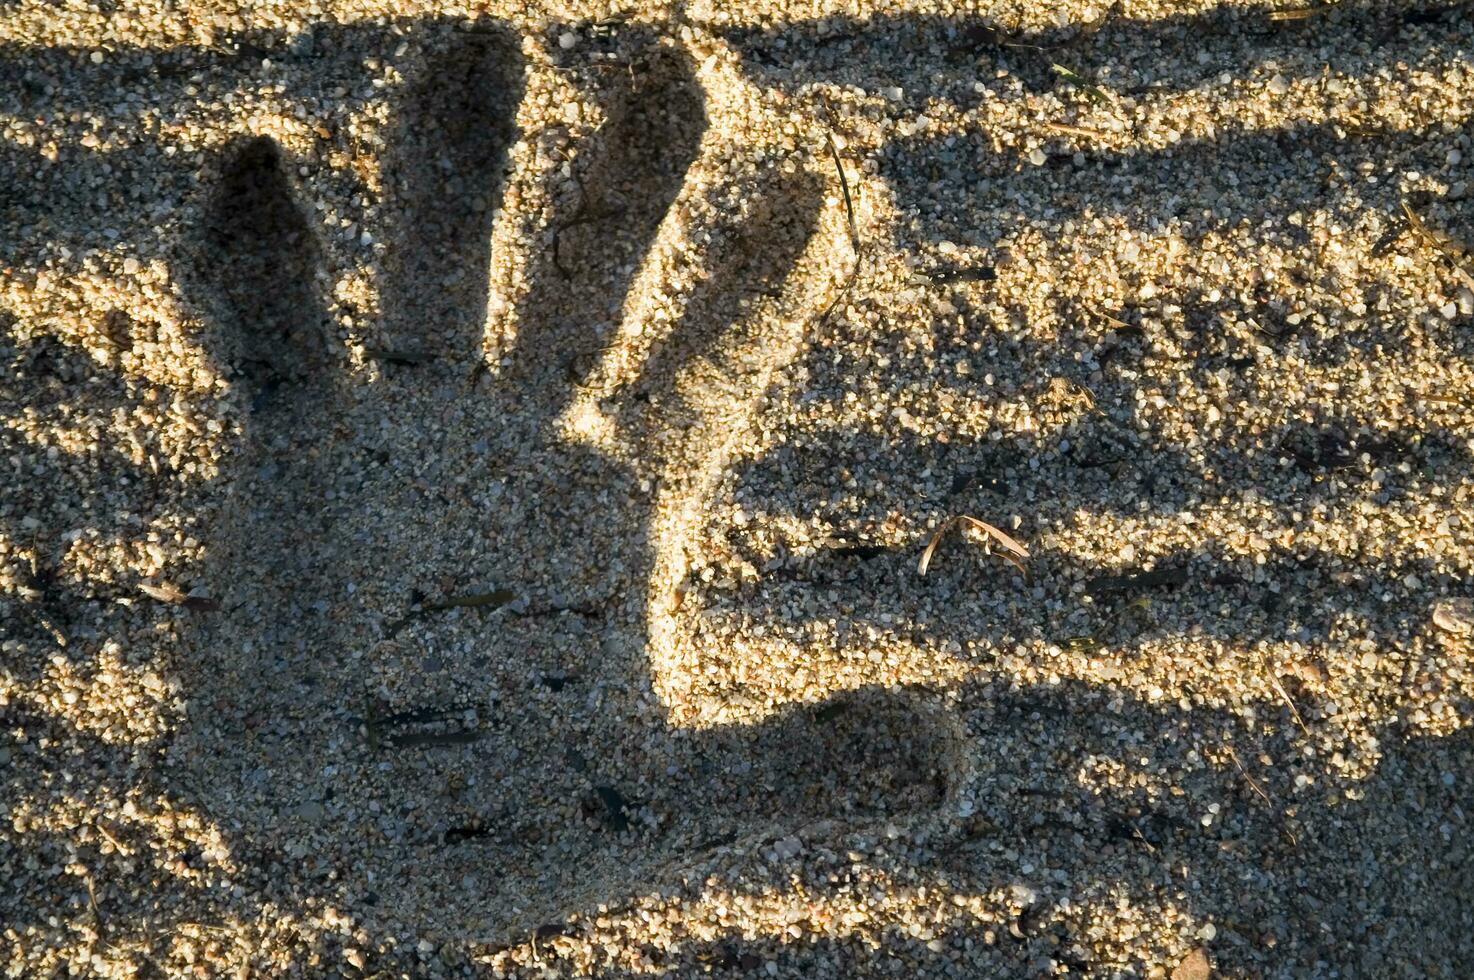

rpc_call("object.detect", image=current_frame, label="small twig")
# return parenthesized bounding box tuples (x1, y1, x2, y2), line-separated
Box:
(96, 822, 131, 856)
(422, 589, 516, 612)
(385, 588, 516, 636)
(923, 265, 997, 285)
(1226, 746, 1273, 807)
(23, 541, 69, 646)
(825, 131, 859, 258)
(365, 347, 436, 366)
(366, 704, 485, 750)
(85, 875, 101, 921)
(543, 132, 607, 278)
(816, 115, 864, 323)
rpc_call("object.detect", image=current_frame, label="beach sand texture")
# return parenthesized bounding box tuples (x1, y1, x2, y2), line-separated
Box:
(3, 1, 1473, 976)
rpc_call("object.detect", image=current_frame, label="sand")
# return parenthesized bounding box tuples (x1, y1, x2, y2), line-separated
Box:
(2, 0, 1472, 976)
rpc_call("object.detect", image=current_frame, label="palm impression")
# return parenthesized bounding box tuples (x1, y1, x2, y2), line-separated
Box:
(190, 24, 960, 936)
(3, 17, 955, 960)
(3, 3, 1474, 976)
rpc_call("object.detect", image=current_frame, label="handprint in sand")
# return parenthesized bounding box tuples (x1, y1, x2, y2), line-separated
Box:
(172, 22, 959, 938)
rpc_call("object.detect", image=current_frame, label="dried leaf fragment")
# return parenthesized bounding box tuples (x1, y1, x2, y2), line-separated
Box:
(139, 582, 219, 611)
(918, 515, 1030, 577)
(36, 611, 68, 647)
(139, 582, 187, 604)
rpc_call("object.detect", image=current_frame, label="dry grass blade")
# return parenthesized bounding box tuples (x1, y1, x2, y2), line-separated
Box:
(387, 730, 483, 748)
(918, 515, 1030, 576)
(1042, 122, 1109, 139)
(1262, 659, 1312, 737)
(917, 522, 951, 577)
(993, 547, 1029, 578)
(176, 922, 234, 936)
(957, 516, 1030, 559)
(424, 588, 515, 612)
(1403, 200, 1445, 250)
(384, 589, 513, 638)
(1083, 302, 1133, 331)
(1049, 63, 1112, 105)
(365, 703, 485, 750)
(1403, 199, 1474, 290)
(1267, 0, 1341, 22)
